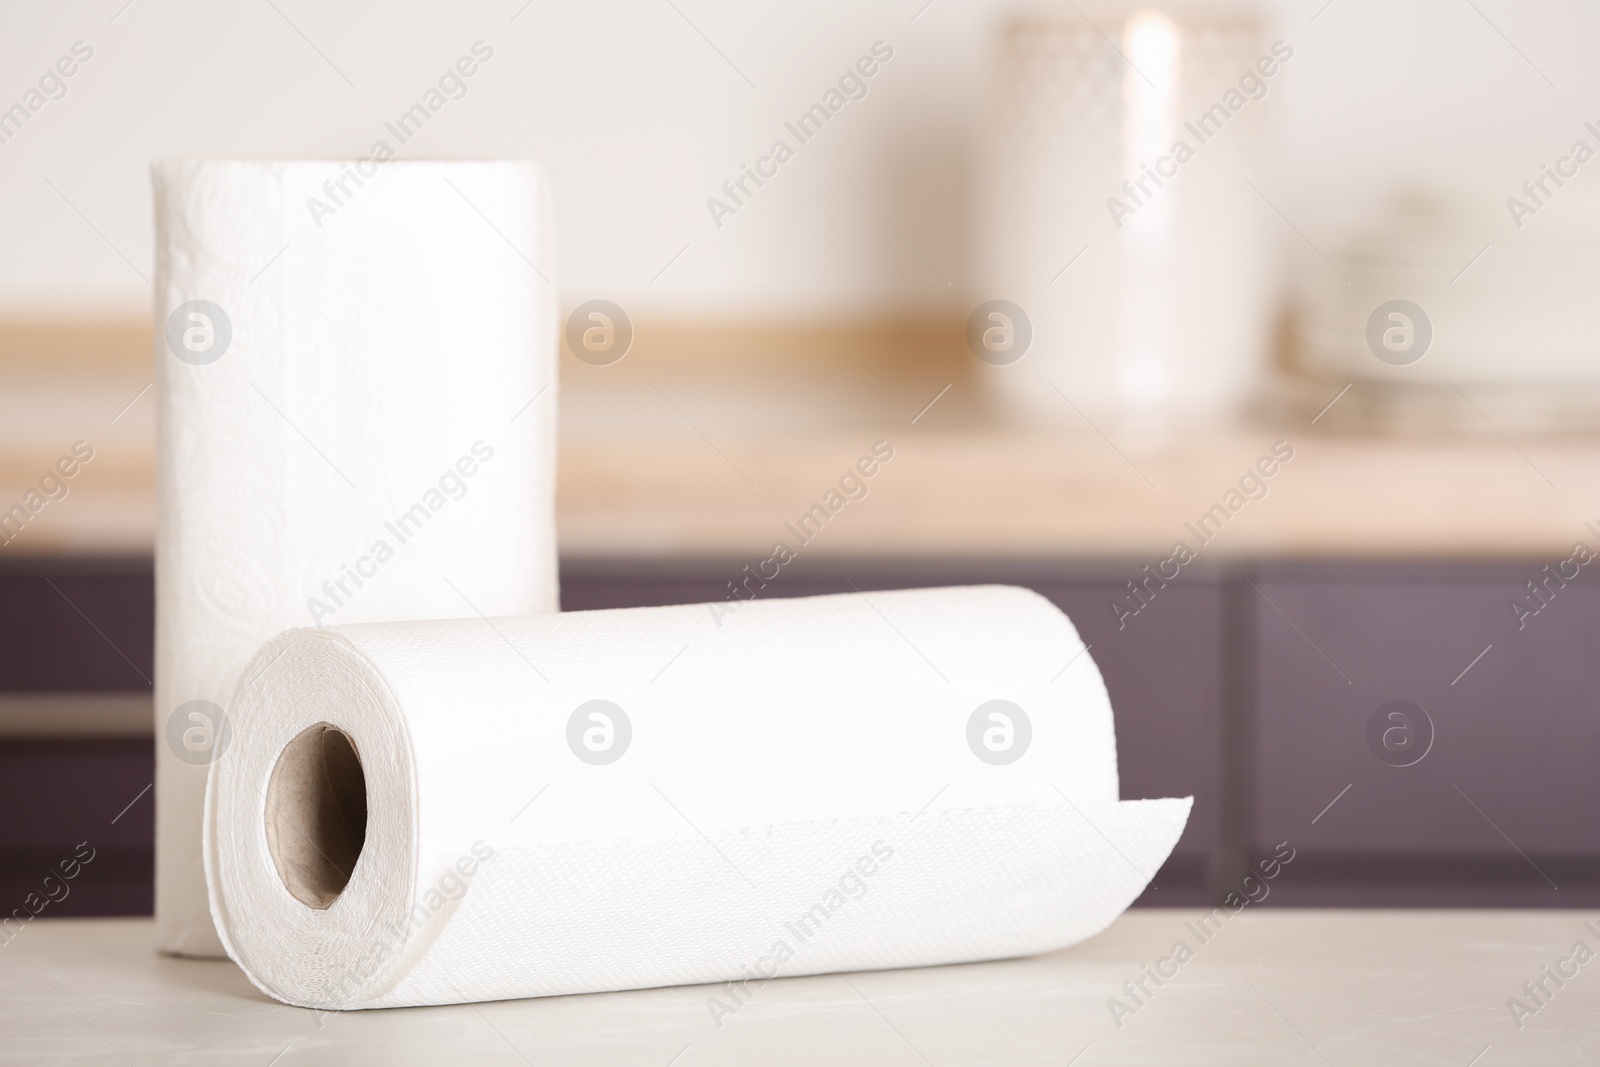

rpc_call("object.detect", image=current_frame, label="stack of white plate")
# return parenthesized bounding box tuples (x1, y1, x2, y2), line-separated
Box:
(1300, 186, 1600, 434)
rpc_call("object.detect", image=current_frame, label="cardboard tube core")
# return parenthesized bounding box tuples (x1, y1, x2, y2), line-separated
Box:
(265, 723, 368, 909)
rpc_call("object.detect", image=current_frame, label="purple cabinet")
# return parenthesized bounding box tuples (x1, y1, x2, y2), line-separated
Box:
(1248, 564, 1600, 906)
(5, 554, 1596, 914)
(0, 557, 153, 690)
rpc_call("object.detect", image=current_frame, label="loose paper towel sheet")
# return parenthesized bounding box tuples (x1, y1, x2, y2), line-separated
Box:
(205, 586, 1190, 1008)
(154, 159, 558, 957)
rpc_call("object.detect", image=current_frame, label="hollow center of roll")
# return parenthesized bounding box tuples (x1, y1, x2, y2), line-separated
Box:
(265, 723, 368, 909)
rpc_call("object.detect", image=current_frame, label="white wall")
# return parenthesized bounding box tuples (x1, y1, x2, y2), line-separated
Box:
(0, 0, 1595, 320)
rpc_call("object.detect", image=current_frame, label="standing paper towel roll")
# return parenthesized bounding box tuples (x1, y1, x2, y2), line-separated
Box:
(154, 159, 558, 957)
(205, 586, 1190, 1009)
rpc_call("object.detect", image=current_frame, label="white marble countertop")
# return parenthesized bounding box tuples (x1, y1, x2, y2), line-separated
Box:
(4, 911, 1597, 1065)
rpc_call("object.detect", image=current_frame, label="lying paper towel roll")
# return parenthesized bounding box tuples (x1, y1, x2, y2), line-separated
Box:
(206, 586, 1190, 1009)
(154, 159, 558, 957)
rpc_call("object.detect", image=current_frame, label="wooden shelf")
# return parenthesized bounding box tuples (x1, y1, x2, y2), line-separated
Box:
(3, 316, 1598, 559)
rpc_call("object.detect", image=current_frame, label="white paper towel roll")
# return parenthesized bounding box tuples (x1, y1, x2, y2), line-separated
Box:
(154, 159, 558, 957)
(205, 586, 1189, 1008)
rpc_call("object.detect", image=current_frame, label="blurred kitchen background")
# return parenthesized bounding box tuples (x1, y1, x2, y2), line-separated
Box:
(5, 0, 1600, 914)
